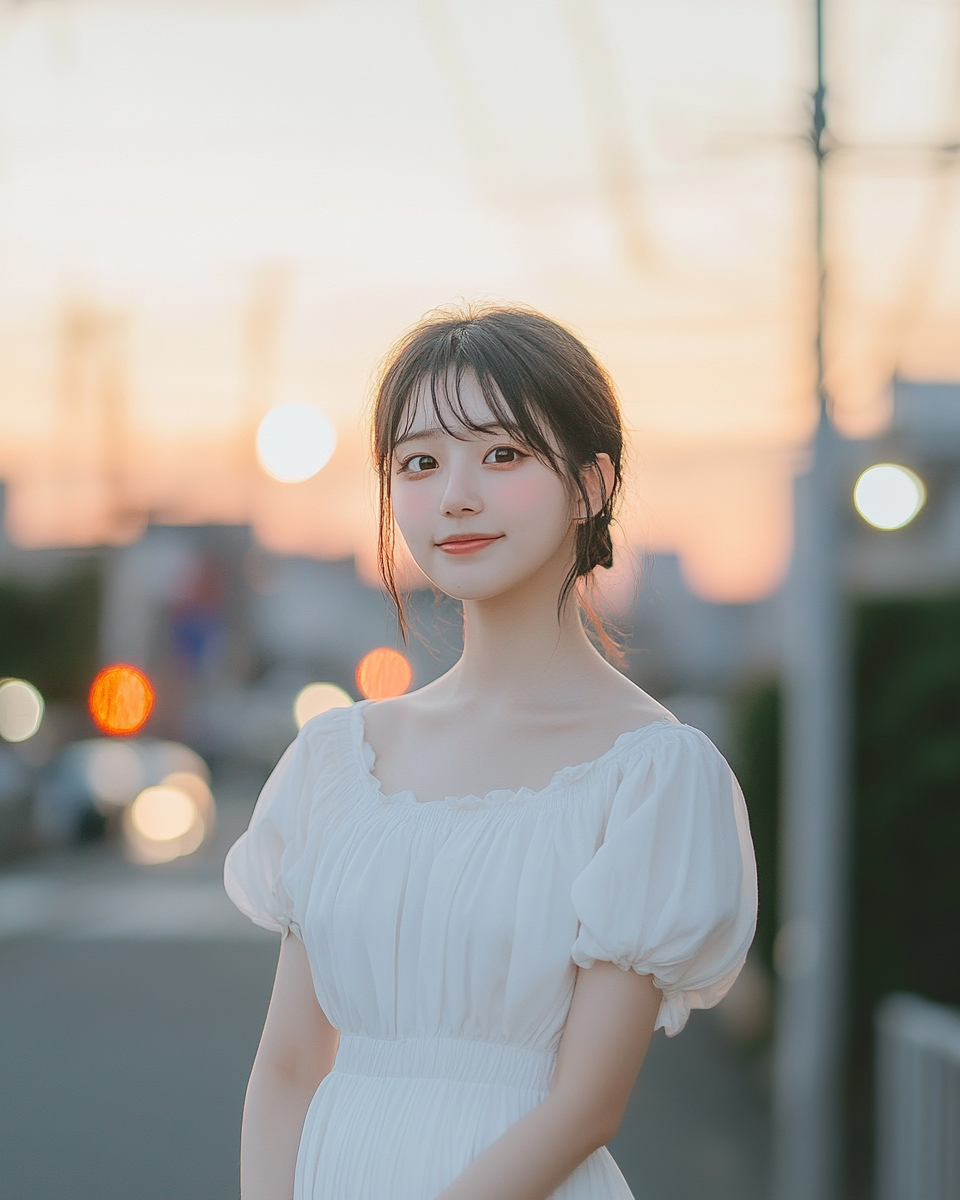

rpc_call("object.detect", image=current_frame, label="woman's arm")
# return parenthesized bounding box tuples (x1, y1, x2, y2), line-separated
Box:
(435, 962, 661, 1200)
(241, 934, 339, 1200)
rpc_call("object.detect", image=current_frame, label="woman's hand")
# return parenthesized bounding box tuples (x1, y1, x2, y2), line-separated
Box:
(435, 962, 661, 1200)
(240, 934, 339, 1200)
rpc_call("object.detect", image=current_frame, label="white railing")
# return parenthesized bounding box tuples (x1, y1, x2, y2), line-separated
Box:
(876, 993, 960, 1200)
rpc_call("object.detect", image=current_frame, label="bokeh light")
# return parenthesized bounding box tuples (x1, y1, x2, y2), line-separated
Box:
(122, 771, 214, 865)
(0, 679, 44, 742)
(131, 785, 196, 841)
(162, 771, 215, 850)
(255, 403, 337, 483)
(854, 463, 926, 530)
(88, 664, 155, 736)
(294, 683, 354, 729)
(356, 648, 413, 700)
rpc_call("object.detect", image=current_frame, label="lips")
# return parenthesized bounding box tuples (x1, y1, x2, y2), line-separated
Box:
(436, 534, 504, 555)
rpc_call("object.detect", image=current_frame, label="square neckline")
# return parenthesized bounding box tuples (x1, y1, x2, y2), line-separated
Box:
(352, 697, 678, 807)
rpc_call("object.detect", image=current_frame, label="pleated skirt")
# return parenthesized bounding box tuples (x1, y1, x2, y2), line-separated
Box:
(294, 1035, 635, 1199)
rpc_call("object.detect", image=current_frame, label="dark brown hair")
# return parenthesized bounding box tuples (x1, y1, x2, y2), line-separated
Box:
(372, 303, 624, 648)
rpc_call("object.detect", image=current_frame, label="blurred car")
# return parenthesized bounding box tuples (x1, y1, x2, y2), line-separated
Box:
(0, 746, 34, 863)
(35, 738, 210, 846)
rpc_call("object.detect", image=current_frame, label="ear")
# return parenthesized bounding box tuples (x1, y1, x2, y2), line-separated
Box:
(578, 453, 616, 519)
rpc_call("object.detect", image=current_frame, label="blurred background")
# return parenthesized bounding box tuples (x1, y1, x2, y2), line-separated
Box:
(1, 1, 959, 1198)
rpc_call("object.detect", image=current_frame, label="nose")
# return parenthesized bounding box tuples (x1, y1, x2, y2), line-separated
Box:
(440, 461, 484, 518)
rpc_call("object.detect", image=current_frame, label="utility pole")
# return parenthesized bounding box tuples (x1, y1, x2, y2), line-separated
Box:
(773, 2, 851, 1199)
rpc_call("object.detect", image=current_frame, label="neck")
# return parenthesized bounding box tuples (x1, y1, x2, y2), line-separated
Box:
(448, 563, 604, 707)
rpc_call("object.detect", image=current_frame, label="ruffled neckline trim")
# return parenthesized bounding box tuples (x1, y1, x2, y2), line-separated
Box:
(351, 700, 678, 810)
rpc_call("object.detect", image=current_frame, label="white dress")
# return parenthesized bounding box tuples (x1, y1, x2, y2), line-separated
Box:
(224, 701, 757, 1200)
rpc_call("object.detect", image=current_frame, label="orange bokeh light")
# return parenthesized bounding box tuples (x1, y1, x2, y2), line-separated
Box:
(88, 664, 155, 736)
(355, 647, 413, 700)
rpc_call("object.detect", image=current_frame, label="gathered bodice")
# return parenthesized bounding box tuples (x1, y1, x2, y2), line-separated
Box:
(225, 702, 757, 1047)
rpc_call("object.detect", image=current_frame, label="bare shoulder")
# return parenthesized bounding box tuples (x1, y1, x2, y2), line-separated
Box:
(363, 663, 674, 737)
(587, 658, 678, 733)
(356, 680, 448, 746)
(360, 660, 676, 778)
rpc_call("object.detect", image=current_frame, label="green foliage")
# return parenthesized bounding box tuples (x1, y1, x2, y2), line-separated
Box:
(729, 679, 781, 974)
(730, 593, 960, 1099)
(0, 563, 101, 701)
(852, 594, 960, 1017)
(660, 600, 960, 1193)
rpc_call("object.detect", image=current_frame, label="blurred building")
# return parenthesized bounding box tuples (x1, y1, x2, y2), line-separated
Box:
(0, 483, 95, 585)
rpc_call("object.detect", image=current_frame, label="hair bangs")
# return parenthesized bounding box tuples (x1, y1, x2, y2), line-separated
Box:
(389, 341, 560, 475)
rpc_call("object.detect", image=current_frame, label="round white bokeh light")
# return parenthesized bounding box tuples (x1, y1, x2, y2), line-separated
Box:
(294, 683, 354, 730)
(0, 679, 44, 742)
(256, 403, 337, 483)
(130, 785, 198, 842)
(854, 463, 926, 530)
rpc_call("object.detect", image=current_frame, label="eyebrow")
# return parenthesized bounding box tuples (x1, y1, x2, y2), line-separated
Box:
(394, 422, 507, 448)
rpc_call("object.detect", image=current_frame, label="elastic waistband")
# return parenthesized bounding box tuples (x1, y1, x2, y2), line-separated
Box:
(332, 1035, 556, 1092)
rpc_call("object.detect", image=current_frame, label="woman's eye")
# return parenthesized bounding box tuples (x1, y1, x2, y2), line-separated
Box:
(402, 454, 438, 473)
(484, 446, 522, 465)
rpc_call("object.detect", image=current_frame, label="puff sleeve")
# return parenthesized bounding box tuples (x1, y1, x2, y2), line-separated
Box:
(223, 731, 313, 937)
(570, 725, 757, 1036)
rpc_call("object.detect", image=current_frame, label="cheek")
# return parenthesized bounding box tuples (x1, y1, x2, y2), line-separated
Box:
(496, 473, 570, 526)
(391, 484, 435, 536)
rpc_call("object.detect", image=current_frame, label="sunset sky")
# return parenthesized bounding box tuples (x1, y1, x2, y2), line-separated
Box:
(1, 0, 958, 602)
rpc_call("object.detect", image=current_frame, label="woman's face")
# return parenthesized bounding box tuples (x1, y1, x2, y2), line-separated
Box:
(389, 374, 577, 602)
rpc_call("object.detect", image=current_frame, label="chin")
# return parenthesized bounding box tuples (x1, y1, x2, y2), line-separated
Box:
(420, 561, 557, 603)
(439, 584, 515, 602)
(422, 576, 511, 602)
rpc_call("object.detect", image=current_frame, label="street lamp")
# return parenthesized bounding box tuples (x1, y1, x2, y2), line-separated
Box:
(853, 463, 926, 531)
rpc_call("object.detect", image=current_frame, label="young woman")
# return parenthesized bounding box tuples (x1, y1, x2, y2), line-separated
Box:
(225, 306, 757, 1200)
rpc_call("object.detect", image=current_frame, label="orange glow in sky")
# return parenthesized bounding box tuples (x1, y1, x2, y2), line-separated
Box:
(1, 1, 959, 602)
(88, 664, 155, 736)
(356, 649, 413, 701)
